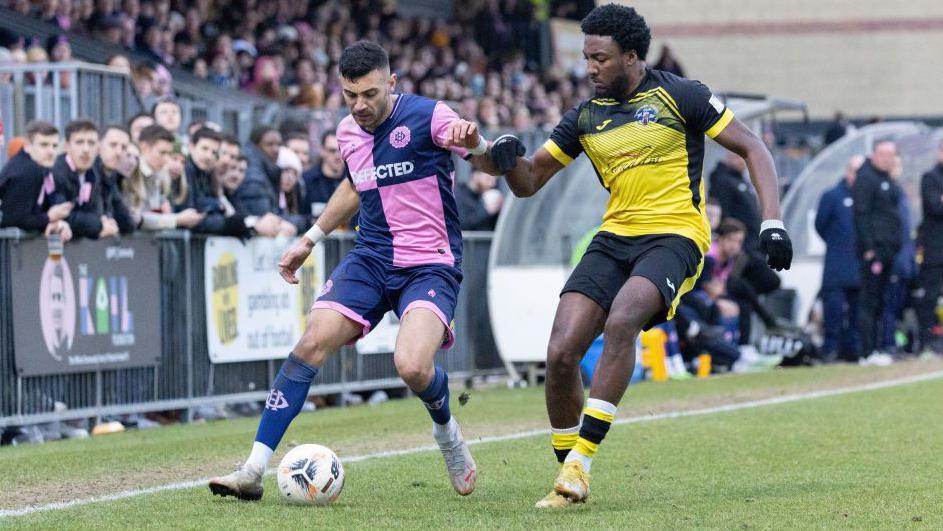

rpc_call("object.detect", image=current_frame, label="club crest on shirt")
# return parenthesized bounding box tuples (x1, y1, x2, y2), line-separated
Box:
(390, 126, 411, 148)
(634, 105, 658, 126)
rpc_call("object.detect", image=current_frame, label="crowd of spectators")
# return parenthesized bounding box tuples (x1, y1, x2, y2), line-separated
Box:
(0, 101, 369, 244)
(0, 94, 504, 246)
(2, 0, 600, 130)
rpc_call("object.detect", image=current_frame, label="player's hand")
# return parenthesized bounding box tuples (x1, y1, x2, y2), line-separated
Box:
(446, 119, 481, 150)
(47, 201, 74, 222)
(278, 238, 314, 284)
(759, 222, 793, 271)
(490, 134, 526, 174)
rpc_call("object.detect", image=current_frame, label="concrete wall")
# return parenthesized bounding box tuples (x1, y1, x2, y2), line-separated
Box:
(613, 0, 943, 119)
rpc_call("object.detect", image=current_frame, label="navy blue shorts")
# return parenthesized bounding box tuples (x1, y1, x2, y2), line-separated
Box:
(313, 251, 462, 348)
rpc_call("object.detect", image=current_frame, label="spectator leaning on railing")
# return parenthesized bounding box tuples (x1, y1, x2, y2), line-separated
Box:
(120, 124, 203, 231)
(180, 127, 281, 238)
(0, 120, 73, 241)
(52, 119, 134, 239)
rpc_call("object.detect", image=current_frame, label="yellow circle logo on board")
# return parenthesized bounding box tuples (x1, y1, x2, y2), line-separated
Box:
(212, 252, 239, 345)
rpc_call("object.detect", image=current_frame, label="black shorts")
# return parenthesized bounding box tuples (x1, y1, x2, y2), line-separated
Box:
(561, 232, 703, 329)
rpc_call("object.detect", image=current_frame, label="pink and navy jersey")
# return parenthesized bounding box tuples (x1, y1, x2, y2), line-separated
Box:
(337, 94, 469, 269)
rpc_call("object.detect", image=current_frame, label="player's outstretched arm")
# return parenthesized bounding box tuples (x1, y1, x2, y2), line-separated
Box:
(713, 118, 793, 270)
(500, 147, 565, 198)
(278, 179, 360, 284)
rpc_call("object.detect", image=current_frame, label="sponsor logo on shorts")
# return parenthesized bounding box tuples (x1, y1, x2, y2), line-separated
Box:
(428, 289, 437, 298)
(666, 278, 676, 294)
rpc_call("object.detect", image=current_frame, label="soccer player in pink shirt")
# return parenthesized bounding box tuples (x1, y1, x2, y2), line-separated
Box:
(209, 41, 506, 500)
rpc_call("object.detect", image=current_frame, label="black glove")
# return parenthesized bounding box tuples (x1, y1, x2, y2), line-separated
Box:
(490, 134, 526, 174)
(759, 222, 793, 271)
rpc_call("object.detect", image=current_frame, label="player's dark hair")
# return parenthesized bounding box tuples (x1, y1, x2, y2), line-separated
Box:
(191, 127, 223, 146)
(25, 120, 59, 140)
(127, 112, 152, 130)
(716, 218, 747, 237)
(138, 124, 175, 145)
(63, 119, 98, 141)
(339, 40, 389, 80)
(580, 3, 651, 60)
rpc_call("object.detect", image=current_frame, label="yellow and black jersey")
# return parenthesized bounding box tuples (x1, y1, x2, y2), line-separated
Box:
(543, 68, 734, 253)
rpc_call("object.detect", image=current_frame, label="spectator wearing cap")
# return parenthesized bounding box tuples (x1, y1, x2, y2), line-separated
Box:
(0, 121, 73, 241)
(52, 119, 133, 239)
(275, 146, 307, 234)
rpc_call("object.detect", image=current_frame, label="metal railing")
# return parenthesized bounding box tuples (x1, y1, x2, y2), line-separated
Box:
(0, 230, 502, 428)
(0, 62, 141, 163)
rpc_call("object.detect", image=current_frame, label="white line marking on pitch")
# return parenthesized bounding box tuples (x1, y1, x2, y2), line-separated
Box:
(2, 369, 941, 519)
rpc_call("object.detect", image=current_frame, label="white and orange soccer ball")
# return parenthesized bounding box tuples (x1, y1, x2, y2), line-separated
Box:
(276, 444, 345, 505)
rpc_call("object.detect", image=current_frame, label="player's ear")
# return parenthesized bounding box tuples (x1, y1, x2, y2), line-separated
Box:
(624, 49, 638, 67)
(388, 72, 397, 92)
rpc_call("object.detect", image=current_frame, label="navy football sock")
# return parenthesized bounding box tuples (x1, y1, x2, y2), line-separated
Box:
(417, 366, 451, 425)
(254, 353, 319, 451)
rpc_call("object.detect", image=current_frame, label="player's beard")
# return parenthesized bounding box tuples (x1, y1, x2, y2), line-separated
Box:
(595, 70, 631, 99)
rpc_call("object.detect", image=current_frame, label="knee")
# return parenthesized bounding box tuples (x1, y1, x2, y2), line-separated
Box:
(604, 309, 643, 342)
(546, 335, 584, 374)
(294, 329, 332, 367)
(394, 353, 434, 389)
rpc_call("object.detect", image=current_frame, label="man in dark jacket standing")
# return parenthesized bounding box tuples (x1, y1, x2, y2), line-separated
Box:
(53, 120, 134, 239)
(916, 140, 943, 355)
(815, 155, 864, 361)
(709, 152, 760, 252)
(853, 140, 902, 364)
(0, 120, 73, 240)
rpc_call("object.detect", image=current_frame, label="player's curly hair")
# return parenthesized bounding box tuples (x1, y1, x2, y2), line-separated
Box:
(339, 40, 389, 80)
(580, 4, 651, 60)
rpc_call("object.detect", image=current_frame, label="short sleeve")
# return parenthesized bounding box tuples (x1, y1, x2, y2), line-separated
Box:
(431, 101, 469, 157)
(543, 106, 583, 166)
(671, 79, 734, 139)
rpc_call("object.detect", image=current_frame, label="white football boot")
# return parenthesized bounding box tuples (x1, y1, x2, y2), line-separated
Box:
(435, 419, 477, 495)
(208, 466, 264, 501)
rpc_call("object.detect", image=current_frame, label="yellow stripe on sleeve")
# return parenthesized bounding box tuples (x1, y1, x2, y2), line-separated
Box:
(543, 139, 574, 166)
(705, 108, 734, 138)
